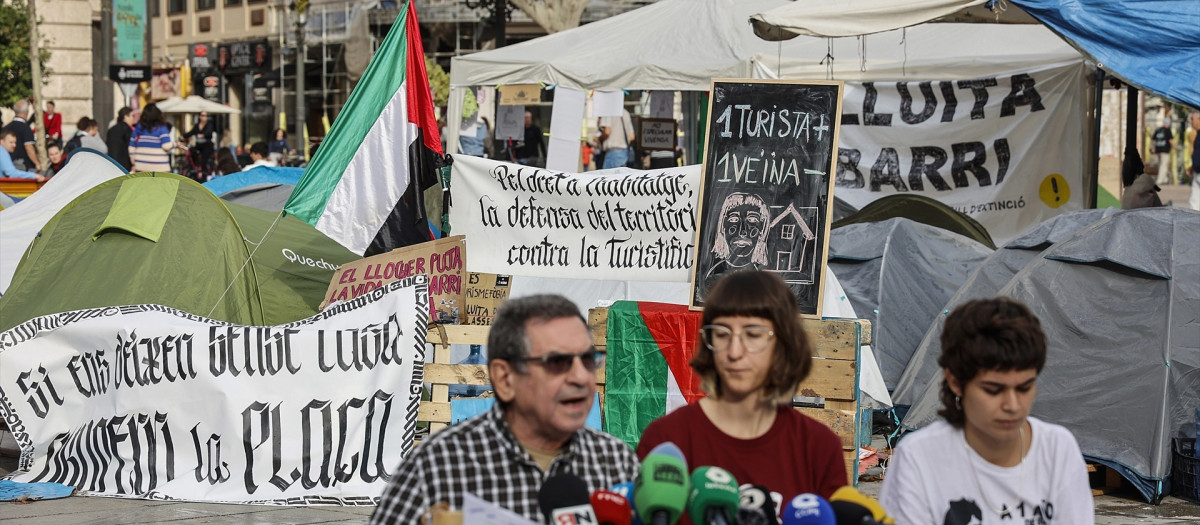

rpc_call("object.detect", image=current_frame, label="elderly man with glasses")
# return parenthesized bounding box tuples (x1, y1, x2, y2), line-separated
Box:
(371, 294, 639, 524)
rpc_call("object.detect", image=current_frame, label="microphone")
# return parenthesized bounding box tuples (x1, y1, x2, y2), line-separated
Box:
(538, 473, 598, 524)
(592, 489, 633, 525)
(780, 493, 835, 525)
(610, 482, 643, 525)
(634, 442, 690, 525)
(828, 487, 894, 525)
(687, 466, 739, 525)
(737, 485, 779, 525)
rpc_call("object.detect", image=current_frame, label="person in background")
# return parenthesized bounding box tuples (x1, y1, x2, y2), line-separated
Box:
(214, 148, 242, 176)
(105, 107, 135, 170)
(1188, 110, 1199, 211)
(268, 128, 291, 164)
(514, 110, 545, 167)
(2, 130, 42, 180)
(236, 142, 252, 166)
(43, 100, 62, 146)
(1, 130, 44, 181)
(371, 294, 639, 524)
(879, 297, 1093, 524)
(45, 142, 66, 176)
(241, 142, 274, 170)
(130, 104, 175, 173)
(459, 118, 489, 158)
(183, 111, 217, 175)
(597, 108, 635, 169)
(1152, 117, 1175, 185)
(2, 99, 40, 172)
(64, 117, 108, 156)
(637, 270, 847, 522)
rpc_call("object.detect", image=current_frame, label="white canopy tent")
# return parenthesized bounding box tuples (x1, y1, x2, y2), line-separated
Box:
(448, 0, 1077, 91)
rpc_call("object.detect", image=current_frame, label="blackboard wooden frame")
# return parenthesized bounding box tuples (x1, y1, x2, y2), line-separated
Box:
(688, 79, 844, 318)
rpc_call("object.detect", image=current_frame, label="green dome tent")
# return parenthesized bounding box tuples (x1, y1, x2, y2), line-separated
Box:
(832, 193, 996, 250)
(0, 173, 357, 331)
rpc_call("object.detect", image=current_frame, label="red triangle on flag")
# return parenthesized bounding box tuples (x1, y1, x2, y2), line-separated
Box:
(636, 302, 706, 404)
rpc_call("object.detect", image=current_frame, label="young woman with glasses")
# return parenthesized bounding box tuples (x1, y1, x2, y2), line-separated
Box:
(878, 297, 1093, 524)
(635, 270, 847, 519)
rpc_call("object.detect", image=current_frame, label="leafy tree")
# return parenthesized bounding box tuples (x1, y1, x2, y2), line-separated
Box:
(0, 0, 50, 107)
(426, 57, 477, 120)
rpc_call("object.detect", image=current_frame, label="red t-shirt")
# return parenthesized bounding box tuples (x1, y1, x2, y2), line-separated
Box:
(44, 112, 62, 139)
(635, 401, 846, 523)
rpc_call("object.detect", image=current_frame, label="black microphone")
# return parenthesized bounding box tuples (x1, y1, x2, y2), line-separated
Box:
(538, 472, 598, 524)
(737, 484, 779, 525)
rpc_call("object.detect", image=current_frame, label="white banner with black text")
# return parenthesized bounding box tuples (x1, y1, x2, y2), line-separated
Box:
(0, 277, 429, 505)
(833, 61, 1089, 243)
(450, 155, 702, 281)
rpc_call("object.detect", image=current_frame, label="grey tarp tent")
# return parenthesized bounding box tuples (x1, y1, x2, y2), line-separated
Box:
(901, 207, 1200, 502)
(892, 207, 1120, 406)
(828, 217, 993, 388)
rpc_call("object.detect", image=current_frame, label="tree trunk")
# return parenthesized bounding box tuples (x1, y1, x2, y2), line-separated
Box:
(28, 0, 46, 171)
(509, 0, 589, 34)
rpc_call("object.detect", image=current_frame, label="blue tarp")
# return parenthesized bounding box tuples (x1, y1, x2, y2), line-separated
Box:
(202, 166, 304, 197)
(1011, 0, 1200, 107)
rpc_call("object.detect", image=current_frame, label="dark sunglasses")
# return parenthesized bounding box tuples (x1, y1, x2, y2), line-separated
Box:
(512, 349, 606, 375)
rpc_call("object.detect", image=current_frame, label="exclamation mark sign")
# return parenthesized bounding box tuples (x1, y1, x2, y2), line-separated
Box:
(1039, 174, 1070, 208)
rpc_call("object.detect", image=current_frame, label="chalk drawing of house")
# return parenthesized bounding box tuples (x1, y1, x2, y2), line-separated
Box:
(767, 203, 818, 283)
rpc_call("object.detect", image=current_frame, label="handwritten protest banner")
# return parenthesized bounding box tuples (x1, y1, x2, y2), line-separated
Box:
(0, 278, 428, 504)
(463, 273, 511, 326)
(323, 236, 465, 324)
(638, 118, 677, 151)
(691, 79, 843, 316)
(450, 155, 702, 282)
(834, 62, 1088, 243)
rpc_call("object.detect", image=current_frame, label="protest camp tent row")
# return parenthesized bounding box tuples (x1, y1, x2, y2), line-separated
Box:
(900, 207, 1200, 503)
(0, 171, 358, 331)
(0, 150, 129, 296)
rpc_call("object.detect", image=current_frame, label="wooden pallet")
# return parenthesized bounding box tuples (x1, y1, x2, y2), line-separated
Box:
(1088, 462, 1123, 496)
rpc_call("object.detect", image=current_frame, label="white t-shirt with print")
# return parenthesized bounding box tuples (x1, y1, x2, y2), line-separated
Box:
(879, 417, 1094, 525)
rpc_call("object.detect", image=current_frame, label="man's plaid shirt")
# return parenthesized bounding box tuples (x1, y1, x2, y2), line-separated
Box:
(369, 402, 640, 524)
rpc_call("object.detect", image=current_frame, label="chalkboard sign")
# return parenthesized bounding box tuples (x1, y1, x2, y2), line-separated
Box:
(689, 79, 843, 317)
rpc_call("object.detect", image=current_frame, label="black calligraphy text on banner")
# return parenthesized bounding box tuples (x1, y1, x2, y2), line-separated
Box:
(0, 277, 429, 505)
(449, 155, 703, 282)
(690, 80, 843, 317)
(834, 74, 1044, 195)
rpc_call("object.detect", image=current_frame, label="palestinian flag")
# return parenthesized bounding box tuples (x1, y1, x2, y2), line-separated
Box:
(604, 301, 707, 448)
(284, 0, 442, 256)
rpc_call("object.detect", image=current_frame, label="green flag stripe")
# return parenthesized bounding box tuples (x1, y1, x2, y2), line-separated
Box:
(284, 0, 411, 224)
(604, 301, 669, 449)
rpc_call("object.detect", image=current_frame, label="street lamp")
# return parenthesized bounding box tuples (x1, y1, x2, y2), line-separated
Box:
(292, 0, 308, 157)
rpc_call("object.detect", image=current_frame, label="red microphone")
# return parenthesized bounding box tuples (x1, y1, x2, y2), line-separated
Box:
(591, 489, 633, 525)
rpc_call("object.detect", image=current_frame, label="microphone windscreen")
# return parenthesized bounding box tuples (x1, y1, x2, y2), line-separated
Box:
(592, 489, 633, 525)
(687, 466, 740, 524)
(539, 473, 590, 522)
(610, 482, 643, 525)
(633, 452, 690, 524)
(737, 485, 779, 525)
(829, 486, 893, 525)
(647, 441, 688, 466)
(781, 493, 835, 525)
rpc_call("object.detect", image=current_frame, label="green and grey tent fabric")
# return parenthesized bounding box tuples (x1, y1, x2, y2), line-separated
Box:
(828, 217, 993, 388)
(832, 194, 995, 249)
(891, 208, 1120, 407)
(219, 183, 297, 211)
(0, 172, 357, 331)
(0, 149, 129, 296)
(900, 207, 1200, 503)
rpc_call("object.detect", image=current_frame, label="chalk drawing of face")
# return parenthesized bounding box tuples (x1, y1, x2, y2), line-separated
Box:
(713, 192, 769, 267)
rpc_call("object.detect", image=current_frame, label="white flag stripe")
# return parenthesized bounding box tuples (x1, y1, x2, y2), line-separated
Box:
(314, 83, 418, 253)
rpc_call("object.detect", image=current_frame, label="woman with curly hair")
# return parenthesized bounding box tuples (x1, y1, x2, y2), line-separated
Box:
(130, 104, 175, 173)
(879, 297, 1093, 524)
